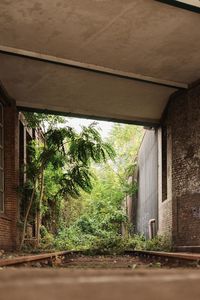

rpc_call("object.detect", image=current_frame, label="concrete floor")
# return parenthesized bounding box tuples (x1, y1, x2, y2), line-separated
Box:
(0, 268, 200, 300)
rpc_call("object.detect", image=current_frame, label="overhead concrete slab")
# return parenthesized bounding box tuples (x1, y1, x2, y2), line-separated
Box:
(0, 53, 177, 125)
(0, 0, 199, 124)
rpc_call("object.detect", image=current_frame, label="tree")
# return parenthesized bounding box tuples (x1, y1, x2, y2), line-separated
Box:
(20, 113, 115, 250)
(54, 123, 144, 251)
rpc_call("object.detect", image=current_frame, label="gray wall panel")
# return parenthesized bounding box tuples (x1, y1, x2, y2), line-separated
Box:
(136, 129, 158, 238)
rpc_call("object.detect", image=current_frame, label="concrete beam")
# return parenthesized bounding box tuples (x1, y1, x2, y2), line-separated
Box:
(0, 45, 188, 89)
(156, 0, 200, 13)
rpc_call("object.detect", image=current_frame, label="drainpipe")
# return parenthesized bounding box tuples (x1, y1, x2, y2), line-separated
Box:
(148, 219, 156, 239)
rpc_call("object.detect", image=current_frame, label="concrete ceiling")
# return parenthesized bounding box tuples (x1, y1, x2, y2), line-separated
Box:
(0, 0, 199, 124)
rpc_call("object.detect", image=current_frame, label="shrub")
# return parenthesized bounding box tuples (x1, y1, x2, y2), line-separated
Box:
(144, 235, 171, 252)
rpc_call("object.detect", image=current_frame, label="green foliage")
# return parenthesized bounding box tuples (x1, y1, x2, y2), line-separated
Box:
(144, 235, 171, 252)
(53, 124, 145, 253)
(22, 116, 170, 254)
(23, 112, 66, 131)
(130, 234, 171, 252)
(22, 115, 152, 254)
(20, 113, 115, 248)
(40, 226, 55, 250)
(54, 195, 127, 252)
(69, 123, 115, 164)
(108, 124, 143, 177)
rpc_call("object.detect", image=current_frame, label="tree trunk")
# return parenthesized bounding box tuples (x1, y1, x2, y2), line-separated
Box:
(20, 183, 36, 250)
(35, 168, 45, 247)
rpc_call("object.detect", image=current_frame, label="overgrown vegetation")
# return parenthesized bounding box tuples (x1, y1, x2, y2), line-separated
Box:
(20, 114, 170, 254)
(53, 123, 144, 253)
(19, 113, 114, 250)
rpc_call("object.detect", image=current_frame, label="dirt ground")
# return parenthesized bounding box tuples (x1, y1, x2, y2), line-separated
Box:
(62, 253, 200, 269)
(61, 254, 165, 269)
(61, 254, 149, 269)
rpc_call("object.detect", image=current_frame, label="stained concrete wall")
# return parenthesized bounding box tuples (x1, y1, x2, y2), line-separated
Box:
(136, 129, 158, 238)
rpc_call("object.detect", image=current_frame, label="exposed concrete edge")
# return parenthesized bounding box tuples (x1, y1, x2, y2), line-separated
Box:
(18, 105, 160, 127)
(156, 0, 200, 14)
(0, 45, 188, 89)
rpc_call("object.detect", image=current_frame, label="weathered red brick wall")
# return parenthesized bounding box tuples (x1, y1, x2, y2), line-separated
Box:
(163, 83, 200, 246)
(0, 98, 19, 250)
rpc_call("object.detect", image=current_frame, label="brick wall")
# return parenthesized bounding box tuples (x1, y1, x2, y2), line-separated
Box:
(0, 97, 19, 250)
(163, 83, 200, 247)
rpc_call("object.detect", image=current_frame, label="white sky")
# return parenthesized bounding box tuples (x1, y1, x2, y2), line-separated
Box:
(65, 117, 114, 139)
